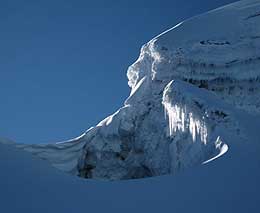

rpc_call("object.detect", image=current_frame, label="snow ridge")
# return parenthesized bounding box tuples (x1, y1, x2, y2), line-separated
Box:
(1, 0, 260, 180)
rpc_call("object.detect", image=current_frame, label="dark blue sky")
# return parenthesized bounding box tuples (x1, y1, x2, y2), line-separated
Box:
(0, 0, 237, 144)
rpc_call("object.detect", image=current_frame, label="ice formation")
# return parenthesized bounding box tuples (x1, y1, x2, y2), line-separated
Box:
(2, 0, 260, 180)
(162, 82, 208, 144)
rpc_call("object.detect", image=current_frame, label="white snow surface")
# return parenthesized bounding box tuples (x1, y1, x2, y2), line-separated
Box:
(0, 0, 260, 211)
(0, 2, 260, 210)
(1, 0, 259, 181)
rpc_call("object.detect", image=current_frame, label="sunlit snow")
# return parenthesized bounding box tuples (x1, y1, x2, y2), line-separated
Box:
(163, 102, 208, 144)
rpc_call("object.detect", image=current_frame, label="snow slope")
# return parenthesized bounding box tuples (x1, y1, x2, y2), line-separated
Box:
(0, 117, 260, 212)
(0, 0, 260, 212)
(7, 0, 259, 181)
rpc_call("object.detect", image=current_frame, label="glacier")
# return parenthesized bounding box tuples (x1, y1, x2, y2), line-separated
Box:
(1, 0, 260, 182)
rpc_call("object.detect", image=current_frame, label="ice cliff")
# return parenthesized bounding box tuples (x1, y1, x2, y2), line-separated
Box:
(5, 0, 260, 180)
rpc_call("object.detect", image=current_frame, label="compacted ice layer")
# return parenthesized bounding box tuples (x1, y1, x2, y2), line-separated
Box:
(127, 0, 260, 113)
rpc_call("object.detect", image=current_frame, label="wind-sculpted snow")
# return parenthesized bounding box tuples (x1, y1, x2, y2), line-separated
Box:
(162, 80, 238, 169)
(128, 0, 260, 113)
(1, 0, 260, 180)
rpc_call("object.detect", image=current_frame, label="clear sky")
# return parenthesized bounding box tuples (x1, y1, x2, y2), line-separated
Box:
(0, 0, 237, 144)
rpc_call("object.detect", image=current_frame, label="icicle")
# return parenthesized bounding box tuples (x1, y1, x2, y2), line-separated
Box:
(163, 102, 208, 144)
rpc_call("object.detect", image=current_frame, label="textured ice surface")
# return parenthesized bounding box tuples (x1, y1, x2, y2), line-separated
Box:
(1, 0, 260, 180)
